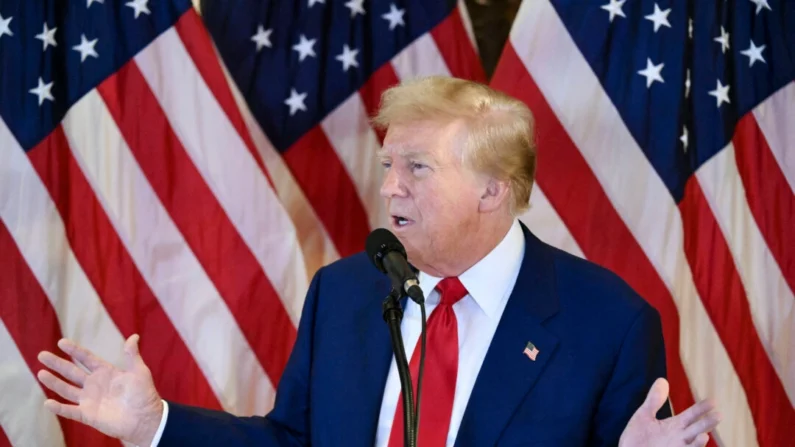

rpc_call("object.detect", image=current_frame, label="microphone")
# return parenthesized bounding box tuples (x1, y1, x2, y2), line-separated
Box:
(366, 228, 428, 447)
(365, 228, 425, 304)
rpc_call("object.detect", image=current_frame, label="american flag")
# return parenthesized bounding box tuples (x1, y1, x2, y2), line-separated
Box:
(490, 0, 794, 446)
(523, 341, 539, 361)
(1, 0, 792, 446)
(0, 0, 482, 445)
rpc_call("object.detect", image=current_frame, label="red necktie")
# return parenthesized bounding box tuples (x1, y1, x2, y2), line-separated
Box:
(387, 277, 469, 447)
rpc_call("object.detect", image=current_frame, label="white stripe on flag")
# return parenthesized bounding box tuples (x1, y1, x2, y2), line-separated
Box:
(0, 118, 128, 373)
(457, 0, 478, 53)
(520, 186, 585, 258)
(508, 1, 758, 445)
(753, 81, 795, 193)
(135, 28, 308, 326)
(696, 143, 795, 405)
(391, 33, 451, 80)
(217, 53, 340, 285)
(0, 319, 65, 447)
(61, 90, 275, 415)
(321, 93, 389, 232)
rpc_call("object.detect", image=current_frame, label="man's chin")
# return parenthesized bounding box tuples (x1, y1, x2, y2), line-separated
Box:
(399, 239, 419, 263)
(401, 242, 432, 273)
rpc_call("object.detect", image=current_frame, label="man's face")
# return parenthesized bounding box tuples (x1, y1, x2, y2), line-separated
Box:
(379, 120, 485, 274)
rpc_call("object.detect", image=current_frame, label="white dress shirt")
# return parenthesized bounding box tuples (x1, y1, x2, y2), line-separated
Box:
(151, 219, 525, 447)
(374, 219, 525, 447)
(150, 400, 169, 446)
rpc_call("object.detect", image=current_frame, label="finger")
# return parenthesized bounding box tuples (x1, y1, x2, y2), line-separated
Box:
(124, 334, 140, 356)
(640, 377, 669, 417)
(686, 433, 710, 447)
(43, 399, 84, 424)
(37, 370, 82, 403)
(57, 338, 109, 372)
(123, 334, 145, 371)
(683, 410, 721, 443)
(676, 399, 716, 428)
(37, 351, 88, 387)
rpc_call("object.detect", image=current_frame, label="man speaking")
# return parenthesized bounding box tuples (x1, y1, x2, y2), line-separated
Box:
(37, 77, 720, 446)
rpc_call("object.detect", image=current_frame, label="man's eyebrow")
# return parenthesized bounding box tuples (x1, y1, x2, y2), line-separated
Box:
(376, 147, 436, 163)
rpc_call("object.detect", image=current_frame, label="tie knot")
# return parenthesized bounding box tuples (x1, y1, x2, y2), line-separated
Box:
(435, 277, 468, 306)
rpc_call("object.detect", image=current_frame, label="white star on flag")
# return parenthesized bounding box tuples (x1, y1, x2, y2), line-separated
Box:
(284, 88, 308, 115)
(292, 34, 316, 62)
(741, 40, 766, 67)
(685, 69, 691, 98)
(0, 14, 12, 39)
(87, 0, 104, 7)
(601, 0, 626, 23)
(29, 77, 54, 106)
(308, 0, 325, 7)
(345, 0, 366, 18)
(644, 3, 671, 33)
(709, 79, 731, 108)
(680, 126, 688, 152)
(382, 4, 406, 31)
(749, 0, 772, 15)
(35, 23, 58, 51)
(126, 0, 151, 19)
(336, 44, 359, 72)
(251, 25, 272, 51)
(73, 34, 99, 62)
(638, 58, 664, 88)
(714, 26, 730, 54)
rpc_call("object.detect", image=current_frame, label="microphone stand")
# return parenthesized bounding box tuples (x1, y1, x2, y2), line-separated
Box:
(413, 293, 427, 445)
(382, 288, 416, 447)
(383, 286, 428, 447)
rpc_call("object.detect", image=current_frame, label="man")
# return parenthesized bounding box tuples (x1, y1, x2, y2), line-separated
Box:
(37, 77, 720, 446)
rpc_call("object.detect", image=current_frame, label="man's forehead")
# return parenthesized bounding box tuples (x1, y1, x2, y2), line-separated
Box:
(380, 127, 450, 156)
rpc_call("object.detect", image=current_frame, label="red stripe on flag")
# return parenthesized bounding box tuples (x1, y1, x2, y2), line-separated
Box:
(680, 178, 795, 447)
(26, 127, 222, 411)
(360, 62, 401, 143)
(490, 43, 700, 421)
(282, 126, 371, 257)
(0, 427, 9, 447)
(733, 114, 795, 294)
(173, 10, 274, 188)
(0, 221, 119, 447)
(98, 63, 296, 386)
(430, 7, 486, 83)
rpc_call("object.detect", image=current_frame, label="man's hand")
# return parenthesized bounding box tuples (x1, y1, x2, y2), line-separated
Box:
(37, 334, 164, 447)
(620, 378, 721, 447)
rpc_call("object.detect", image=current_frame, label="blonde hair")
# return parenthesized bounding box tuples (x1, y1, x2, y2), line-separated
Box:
(372, 76, 536, 216)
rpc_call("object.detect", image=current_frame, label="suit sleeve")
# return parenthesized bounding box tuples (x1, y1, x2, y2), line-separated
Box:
(589, 303, 671, 446)
(156, 267, 324, 446)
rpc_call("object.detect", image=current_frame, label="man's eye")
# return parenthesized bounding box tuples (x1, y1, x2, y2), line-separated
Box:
(410, 162, 426, 171)
(381, 161, 392, 169)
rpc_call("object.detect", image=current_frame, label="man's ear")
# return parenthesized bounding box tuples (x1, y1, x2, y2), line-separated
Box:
(479, 178, 511, 213)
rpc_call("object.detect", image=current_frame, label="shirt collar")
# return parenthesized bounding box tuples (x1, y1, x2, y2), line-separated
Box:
(418, 219, 525, 320)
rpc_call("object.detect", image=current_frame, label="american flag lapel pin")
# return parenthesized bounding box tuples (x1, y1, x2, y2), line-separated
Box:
(523, 341, 539, 361)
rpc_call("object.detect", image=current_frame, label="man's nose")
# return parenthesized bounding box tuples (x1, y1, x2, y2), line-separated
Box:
(380, 167, 406, 198)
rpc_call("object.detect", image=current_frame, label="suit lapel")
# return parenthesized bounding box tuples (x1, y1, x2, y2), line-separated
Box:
(455, 225, 561, 447)
(346, 276, 397, 446)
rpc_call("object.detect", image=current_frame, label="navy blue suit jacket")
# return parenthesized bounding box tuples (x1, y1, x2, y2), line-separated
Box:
(161, 223, 669, 446)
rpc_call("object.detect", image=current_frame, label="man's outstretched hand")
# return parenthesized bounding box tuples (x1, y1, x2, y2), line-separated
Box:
(37, 334, 163, 447)
(620, 378, 721, 447)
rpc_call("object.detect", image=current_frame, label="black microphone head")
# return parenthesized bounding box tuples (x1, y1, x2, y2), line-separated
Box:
(365, 228, 407, 274)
